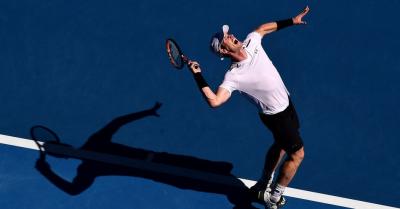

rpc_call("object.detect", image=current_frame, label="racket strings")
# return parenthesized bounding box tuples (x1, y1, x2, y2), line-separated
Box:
(30, 126, 60, 143)
(166, 39, 184, 69)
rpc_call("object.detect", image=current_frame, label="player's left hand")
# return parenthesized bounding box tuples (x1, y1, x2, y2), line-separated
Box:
(293, 6, 310, 25)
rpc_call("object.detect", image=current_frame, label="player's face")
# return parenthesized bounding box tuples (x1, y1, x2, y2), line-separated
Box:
(221, 34, 242, 53)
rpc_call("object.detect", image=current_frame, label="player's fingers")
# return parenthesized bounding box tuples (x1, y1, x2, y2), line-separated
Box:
(189, 61, 199, 67)
(303, 6, 310, 14)
(299, 6, 309, 16)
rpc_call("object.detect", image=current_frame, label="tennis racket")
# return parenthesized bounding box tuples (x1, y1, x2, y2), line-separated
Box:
(30, 125, 71, 159)
(165, 38, 197, 70)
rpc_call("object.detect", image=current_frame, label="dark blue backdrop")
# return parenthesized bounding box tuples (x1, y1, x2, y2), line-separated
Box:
(0, 0, 399, 207)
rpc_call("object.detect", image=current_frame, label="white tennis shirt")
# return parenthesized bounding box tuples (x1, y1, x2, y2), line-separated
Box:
(219, 32, 290, 115)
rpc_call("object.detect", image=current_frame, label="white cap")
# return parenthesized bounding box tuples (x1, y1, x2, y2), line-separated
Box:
(222, 25, 229, 34)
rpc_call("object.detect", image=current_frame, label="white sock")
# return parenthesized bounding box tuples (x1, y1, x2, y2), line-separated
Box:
(263, 189, 271, 202)
(270, 184, 285, 203)
(266, 172, 274, 192)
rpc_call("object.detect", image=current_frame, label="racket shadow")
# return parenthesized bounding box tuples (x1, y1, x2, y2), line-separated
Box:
(33, 102, 257, 209)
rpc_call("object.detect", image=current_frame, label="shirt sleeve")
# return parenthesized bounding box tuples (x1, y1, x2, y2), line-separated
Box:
(219, 73, 237, 94)
(242, 32, 262, 50)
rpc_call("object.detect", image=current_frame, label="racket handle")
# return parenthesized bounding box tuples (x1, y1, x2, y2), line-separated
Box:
(182, 55, 188, 63)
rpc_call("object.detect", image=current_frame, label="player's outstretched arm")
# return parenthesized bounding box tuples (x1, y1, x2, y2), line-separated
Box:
(188, 60, 231, 108)
(255, 6, 310, 37)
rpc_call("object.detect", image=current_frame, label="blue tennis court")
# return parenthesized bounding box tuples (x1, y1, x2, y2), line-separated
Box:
(1, 0, 399, 209)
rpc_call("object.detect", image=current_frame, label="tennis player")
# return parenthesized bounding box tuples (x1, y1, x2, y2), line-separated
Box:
(188, 6, 310, 209)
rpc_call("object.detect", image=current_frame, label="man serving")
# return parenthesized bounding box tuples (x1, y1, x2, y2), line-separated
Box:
(188, 6, 310, 209)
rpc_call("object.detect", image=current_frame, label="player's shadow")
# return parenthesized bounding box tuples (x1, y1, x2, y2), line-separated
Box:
(33, 102, 257, 209)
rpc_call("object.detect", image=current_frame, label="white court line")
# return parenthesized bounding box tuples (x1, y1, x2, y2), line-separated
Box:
(0, 133, 398, 209)
(239, 178, 398, 209)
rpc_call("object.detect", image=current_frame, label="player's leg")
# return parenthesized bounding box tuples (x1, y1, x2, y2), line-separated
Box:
(263, 100, 304, 208)
(275, 147, 304, 187)
(269, 147, 304, 206)
(252, 143, 285, 193)
(252, 113, 287, 203)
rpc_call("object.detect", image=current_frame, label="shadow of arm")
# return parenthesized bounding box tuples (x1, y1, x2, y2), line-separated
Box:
(94, 102, 162, 140)
(35, 158, 94, 196)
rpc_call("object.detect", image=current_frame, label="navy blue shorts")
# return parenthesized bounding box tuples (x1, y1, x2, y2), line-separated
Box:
(259, 100, 304, 153)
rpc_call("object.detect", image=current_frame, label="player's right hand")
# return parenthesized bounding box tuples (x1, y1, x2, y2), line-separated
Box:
(188, 60, 201, 73)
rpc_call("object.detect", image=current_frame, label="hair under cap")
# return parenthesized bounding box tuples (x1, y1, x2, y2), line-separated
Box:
(210, 25, 229, 58)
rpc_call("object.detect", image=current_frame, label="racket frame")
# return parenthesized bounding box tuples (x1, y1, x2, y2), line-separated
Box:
(166, 38, 188, 69)
(30, 125, 61, 158)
